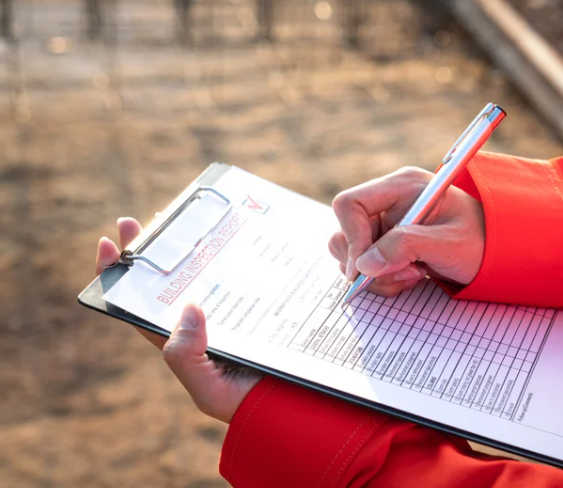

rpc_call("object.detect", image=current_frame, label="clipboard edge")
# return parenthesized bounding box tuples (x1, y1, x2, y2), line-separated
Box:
(206, 348, 563, 470)
(75, 294, 563, 469)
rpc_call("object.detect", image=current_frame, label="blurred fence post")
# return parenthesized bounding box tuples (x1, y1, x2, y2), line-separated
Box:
(340, 0, 367, 50)
(256, 0, 274, 42)
(1, 0, 13, 40)
(85, 0, 103, 39)
(174, 0, 193, 43)
(410, 0, 455, 35)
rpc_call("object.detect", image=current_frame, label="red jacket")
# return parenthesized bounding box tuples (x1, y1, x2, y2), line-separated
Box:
(220, 152, 563, 487)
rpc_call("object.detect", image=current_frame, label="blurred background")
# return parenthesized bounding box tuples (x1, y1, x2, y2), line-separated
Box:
(1, 0, 562, 486)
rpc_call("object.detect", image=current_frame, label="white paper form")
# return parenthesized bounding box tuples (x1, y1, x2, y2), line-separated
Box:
(104, 166, 563, 463)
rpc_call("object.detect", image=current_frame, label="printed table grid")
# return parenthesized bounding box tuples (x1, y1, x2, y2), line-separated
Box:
(288, 277, 554, 422)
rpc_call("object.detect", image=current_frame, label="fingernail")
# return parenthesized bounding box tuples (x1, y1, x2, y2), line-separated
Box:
(345, 257, 356, 281)
(394, 267, 424, 282)
(356, 247, 388, 277)
(179, 306, 200, 331)
(117, 217, 131, 226)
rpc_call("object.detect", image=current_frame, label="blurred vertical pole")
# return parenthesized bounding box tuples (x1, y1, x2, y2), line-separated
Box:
(297, 0, 308, 90)
(208, 0, 216, 42)
(174, 0, 193, 44)
(5, 0, 30, 126)
(85, 0, 102, 39)
(216, 0, 224, 104)
(311, 0, 318, 81)
(256, 0, 274, 42)
(410, 0, 454, 35)
(101, 0, 122, 112)
(1, 0, 13, 40)
(341, 0, 366, 50)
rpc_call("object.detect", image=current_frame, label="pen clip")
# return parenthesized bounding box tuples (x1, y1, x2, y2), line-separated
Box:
(442, 103, 496, 164)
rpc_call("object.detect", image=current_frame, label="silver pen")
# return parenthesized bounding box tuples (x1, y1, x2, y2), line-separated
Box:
(342, 103, 506, 307)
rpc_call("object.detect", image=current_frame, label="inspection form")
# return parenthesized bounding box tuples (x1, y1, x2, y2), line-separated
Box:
(104, 166, 563, 463)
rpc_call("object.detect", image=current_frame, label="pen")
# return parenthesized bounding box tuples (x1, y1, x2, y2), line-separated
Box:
(342, 103, 506, 307)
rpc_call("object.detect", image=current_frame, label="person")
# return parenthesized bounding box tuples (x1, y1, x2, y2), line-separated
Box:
(96, 151, 563, 486)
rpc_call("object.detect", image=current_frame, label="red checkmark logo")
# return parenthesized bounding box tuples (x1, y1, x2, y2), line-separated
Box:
(243, 195, 270, 214)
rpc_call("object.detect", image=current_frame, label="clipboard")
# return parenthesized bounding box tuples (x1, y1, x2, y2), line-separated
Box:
(78, 163, 563, 469)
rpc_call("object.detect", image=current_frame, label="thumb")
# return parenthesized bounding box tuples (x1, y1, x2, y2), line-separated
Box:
(163, 304, 209, 391)
(355, 225, 440, 278)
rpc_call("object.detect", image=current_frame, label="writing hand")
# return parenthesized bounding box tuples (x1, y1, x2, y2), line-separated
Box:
(329, 167, 485, 296)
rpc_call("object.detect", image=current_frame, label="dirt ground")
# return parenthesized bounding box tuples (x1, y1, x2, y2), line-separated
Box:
(1, 1, 562, 487)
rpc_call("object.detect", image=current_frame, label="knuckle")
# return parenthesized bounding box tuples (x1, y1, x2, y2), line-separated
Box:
(374, 272, 397, 286)
(327, 238, 335, 255)
(328, 231, 340, 248)
(391, 226, 414, 248)
(370, 283, 403, 298)
(162, 338, 180, 367)
(332, 190, 353, 214)
(328, 234, 343, 259)
(345, 233, 362, 249)
(395, 166, 432, 183)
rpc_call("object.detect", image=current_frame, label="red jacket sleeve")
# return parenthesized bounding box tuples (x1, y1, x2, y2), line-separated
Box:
(441, 152, 563, 307)
(220, 152, 563, 487)
(221, 377, 563, 487)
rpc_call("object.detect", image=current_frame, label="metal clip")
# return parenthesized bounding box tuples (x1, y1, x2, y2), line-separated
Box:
(442, 103, 496, 164)
(119, 186, 232, 275)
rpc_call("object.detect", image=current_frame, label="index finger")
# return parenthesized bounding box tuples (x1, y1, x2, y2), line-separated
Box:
(332, 167, 431, 273)
(95, 236, 120, 275)
(115, 218, 167, 349)
(117, 217, 143, 249)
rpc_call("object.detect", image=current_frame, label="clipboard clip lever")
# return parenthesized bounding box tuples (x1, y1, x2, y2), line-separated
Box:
(119, 186, 232, 275)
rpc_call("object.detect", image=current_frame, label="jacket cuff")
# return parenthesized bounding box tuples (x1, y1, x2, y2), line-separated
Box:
(444, 151, 563, 307)
(220, 376, 389, 488)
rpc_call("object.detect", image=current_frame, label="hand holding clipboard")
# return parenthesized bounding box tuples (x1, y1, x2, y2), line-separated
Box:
(95, 215, 262, 424)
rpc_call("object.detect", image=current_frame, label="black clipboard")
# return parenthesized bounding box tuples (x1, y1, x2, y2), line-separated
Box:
(78, 163, 563, 470)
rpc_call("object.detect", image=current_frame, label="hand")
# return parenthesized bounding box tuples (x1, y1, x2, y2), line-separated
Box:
(95, 218, 262, 423)
(329, 167, 485, 297)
